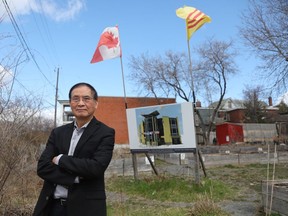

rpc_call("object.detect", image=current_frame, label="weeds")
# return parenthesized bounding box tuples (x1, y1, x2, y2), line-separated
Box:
(106, 175, 234, 203)
(187, 194, 230, 216)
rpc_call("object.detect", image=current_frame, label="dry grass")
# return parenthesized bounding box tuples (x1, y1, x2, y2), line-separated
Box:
(187, 194, 230, 216)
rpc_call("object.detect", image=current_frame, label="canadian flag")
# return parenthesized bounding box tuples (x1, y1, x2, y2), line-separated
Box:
(90, 26, 122, 63)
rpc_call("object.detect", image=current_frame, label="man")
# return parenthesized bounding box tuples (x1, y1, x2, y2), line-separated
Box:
(33, 82, 115, 216)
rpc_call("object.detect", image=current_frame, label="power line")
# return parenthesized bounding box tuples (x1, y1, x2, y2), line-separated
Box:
(27, 0, 60, 68)
(2, 55, 55, 109)
(2, 0, 64, 113)
(38, 0, 61, 65)
(2, 0, 55, 88)
(2, 0, 29, 60)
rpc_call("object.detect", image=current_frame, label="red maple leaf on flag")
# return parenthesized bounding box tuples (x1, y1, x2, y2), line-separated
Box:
(98, 31, 119, 49)
(90, 26, 121, 63)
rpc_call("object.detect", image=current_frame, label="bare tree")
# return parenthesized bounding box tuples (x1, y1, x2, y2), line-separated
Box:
(240, 0, 288, 92)
(194, 39, 238, 144)
(0, 47, 28, 114)
(0, 94, 54, 214)
(129, 51, 191, 102)
(242, 85, 267, 123)
(129, 39, 238, 144)
(278, 100, 288, 114)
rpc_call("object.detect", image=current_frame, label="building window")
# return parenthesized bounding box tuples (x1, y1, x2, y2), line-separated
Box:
(64, 105, 71, 112)
(169, 118, 178, 136)
(63, 104, 74, 122)
(67, 115, 75, 121)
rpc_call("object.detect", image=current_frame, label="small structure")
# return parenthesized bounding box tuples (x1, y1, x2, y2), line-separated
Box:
(243, 123, 276, 143)
(216, 123, 244, 145)
(262, 180, 288, 216)
(275, 121, 288, 144)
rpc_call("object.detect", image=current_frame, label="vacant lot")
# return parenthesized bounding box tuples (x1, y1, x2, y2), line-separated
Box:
(106, 162, 288, 216)
(105, 145, 288, 216)
(1, 144, 287, 216)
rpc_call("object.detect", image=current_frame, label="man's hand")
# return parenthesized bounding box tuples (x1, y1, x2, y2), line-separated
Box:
(52, 155, 63, 165)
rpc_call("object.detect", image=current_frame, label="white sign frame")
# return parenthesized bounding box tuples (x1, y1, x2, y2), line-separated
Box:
(126, 102, 197, 153)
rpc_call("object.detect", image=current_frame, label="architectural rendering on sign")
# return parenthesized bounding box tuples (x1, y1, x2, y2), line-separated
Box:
(127, 102, 197, 153)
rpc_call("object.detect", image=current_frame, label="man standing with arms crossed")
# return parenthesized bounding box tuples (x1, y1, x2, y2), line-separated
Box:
(33, 82, 115, 216)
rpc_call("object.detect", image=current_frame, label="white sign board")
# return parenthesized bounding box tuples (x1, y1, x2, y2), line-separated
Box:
(126, 102, 197, 153)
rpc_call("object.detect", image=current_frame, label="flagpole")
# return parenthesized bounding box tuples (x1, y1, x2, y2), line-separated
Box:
(187, 39, 196, 107)
(120, 56, 128, 109)
(177, 5, 211, 185)
(117, 25, 128, 109)
(187, 38, 201, 184)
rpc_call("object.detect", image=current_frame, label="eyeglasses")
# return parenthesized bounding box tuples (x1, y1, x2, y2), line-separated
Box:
(71, 96, 94, 103)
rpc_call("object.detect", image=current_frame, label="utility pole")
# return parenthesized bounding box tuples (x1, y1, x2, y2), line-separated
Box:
(54, 68, 59, 128)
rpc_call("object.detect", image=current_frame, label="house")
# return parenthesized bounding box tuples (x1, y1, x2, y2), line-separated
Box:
(211, 97, 285, 144)
(58, 96, 176, 144)
(210, 97, 279, 123)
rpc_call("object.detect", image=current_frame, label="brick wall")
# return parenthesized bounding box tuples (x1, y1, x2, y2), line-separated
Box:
(95, 96, 176, 144)
(227, 109, 245, 123)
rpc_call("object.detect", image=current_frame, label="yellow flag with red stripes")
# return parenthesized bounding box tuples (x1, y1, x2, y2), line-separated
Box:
(176, 6, 211, 40)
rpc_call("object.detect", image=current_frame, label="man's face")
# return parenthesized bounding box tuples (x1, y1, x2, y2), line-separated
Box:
(69, 85, 98, 122)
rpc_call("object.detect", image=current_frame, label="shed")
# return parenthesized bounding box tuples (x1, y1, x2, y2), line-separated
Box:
(216, 123, 244, 145)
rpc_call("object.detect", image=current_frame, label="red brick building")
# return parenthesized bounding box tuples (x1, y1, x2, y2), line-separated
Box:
(58, 97, 176, 144)
(226, 108, 246, 123)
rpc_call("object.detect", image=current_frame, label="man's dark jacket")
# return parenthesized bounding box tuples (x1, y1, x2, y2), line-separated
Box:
(33, 117, 115, 216)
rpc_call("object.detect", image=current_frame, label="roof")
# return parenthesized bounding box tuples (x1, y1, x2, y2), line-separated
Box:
(208, 97, 272, 111)
(58, 96, 176, 104)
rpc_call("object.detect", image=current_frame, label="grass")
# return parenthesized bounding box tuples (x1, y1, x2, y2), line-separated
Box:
(107, 175, 234, 202)
(106, 175, 233, 216)
(108, 203, 187, 216)
(106, 162, 288, 216)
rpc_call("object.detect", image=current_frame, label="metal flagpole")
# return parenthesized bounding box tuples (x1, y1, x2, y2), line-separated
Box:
(187, 39, 201, 184)
(117, 25, 128, 110)
(119, 49, 139, 179)
(177, 5, 211, 183)
(120, 56, 128, 109)
(187, 40, 196, 107)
